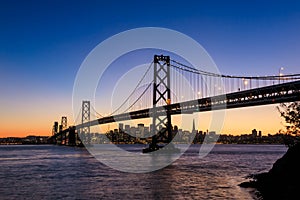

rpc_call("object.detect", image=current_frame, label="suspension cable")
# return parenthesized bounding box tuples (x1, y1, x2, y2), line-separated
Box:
(90, 105, 104, 118)
(171, 59, 300, 80)
(108, 62, 153, 116)
(122, 81, 153, 113)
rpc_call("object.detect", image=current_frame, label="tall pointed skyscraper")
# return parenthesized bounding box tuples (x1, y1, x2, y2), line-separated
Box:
(192, 119, 196, 134)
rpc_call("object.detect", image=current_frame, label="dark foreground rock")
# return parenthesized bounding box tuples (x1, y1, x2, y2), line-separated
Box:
(240, 143, 300, 199)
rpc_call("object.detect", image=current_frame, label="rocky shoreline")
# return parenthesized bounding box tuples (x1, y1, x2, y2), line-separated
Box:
(240, 143, 300, 199)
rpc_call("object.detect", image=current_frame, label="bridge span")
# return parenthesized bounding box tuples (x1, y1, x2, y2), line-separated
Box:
(49, 55, 300, 151)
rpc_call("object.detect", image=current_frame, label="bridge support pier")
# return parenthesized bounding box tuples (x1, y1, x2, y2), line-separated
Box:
(68, 126, 76, 146)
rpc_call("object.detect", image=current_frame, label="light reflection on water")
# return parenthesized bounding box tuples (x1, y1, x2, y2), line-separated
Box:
(0, 144, 287, 199)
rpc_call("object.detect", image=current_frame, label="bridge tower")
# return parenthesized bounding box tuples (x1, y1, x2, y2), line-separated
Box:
(52, 121, 58, 136)
(61, 116, 68, 130)
(81, 100, 90, 134)
(79, 100, 91, 144)
(146, 55, 173, 152)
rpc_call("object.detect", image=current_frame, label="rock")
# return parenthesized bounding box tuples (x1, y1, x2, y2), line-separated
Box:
(240, 143, 300, 199)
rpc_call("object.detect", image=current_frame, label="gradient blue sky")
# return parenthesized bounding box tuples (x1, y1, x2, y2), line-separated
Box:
(1, 0, 300, 136)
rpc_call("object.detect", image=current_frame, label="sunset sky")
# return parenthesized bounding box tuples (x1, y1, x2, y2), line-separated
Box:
(1, 0, 300, 137)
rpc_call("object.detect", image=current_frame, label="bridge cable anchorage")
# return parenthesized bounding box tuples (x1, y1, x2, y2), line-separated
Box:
(108, 61, 154, 116)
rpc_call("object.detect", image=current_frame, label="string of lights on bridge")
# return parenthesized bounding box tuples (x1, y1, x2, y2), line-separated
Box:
(52, 56, 300, 149)
(76, 59, 300, 121)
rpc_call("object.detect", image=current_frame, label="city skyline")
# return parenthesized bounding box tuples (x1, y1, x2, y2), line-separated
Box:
(0, 121, 287, 145)
(1, 1, 300, 137)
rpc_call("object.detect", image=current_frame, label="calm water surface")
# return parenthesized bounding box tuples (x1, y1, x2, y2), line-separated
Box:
(0, 144, 287, 199)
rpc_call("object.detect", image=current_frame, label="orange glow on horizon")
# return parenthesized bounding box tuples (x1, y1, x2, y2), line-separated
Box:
(0, 96, 75, 138)
(0, 103, 286, 138)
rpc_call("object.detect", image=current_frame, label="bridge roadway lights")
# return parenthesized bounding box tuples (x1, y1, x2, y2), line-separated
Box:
(60, 54, 300, 152)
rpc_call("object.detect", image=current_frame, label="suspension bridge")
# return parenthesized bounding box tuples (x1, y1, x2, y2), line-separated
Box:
(49, 55, 300, 152)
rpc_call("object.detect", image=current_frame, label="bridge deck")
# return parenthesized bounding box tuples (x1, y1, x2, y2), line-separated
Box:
(74, 80, 300, 129)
